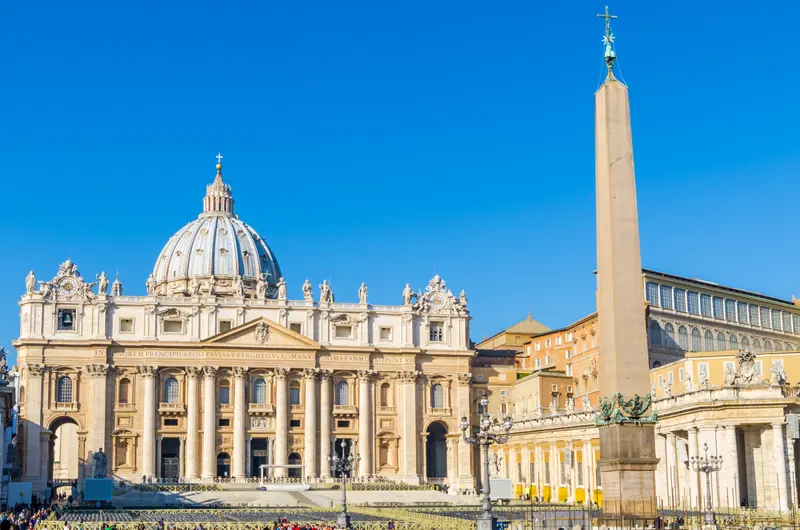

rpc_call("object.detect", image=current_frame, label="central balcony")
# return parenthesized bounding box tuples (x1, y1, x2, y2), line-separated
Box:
(333, 405, 358, 417)
(248, 403, 275, 416)
(53, 401, 79, 413)
(158, 402, 185, 415)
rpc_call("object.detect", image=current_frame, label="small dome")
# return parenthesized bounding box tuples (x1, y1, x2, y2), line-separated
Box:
(151, 161, 282, 297)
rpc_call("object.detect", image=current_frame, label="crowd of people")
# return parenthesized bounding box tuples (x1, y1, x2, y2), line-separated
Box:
(0, 498, 53, 530)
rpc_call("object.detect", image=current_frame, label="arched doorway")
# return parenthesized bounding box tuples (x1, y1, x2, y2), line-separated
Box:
(160, 438, 180, 480)
(216, 452, 231, 478)
(426, 422, 447, 480)
(288, 452, 302, 478)
(51, 418, 79, 482)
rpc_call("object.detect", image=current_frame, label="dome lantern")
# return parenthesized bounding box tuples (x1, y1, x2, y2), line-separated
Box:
(203, 153, 234, 215)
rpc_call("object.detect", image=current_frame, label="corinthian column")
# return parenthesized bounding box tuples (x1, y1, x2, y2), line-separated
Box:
(319, 370, 332, 479)
(23, 365, 44, 488)
(233, 367, 248, 481)
(185, 367, 201, 481)
(274, 368, 289, 477)
(303, 368, 319, 479)
(399, 370, 420, 484)
(86, 364, 110, 460)
(201, 366, 218, 482)
(773, 422, 789, 511)
(137, 365, 158, 479)
(358, 370, 375, 478)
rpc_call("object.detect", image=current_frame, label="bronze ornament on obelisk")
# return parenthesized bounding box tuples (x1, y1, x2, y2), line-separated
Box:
(594, 7, 658, 523)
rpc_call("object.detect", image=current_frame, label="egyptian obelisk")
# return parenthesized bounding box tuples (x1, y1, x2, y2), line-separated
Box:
(594, 7, 658, 522)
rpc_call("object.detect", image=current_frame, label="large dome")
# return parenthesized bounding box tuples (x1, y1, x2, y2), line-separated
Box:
(150, 161, 282, 297)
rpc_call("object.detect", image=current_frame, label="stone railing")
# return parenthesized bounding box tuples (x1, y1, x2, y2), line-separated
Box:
(158, 402, 185, 413)
(53, 401, 79, 412)
(654, 383, 792, 413)
(377, 406, 396, 414)
(333, 404, 358, 416)
(511, 410, 595, 432)
(248, 403, 274, 414)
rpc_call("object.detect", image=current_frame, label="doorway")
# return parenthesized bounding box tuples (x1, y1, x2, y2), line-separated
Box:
(160, 438, 180, 480)
(426, 422, 447, 479)
(216, 452, 231, 478)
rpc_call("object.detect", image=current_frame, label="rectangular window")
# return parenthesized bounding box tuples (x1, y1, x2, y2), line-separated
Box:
(518, 462, 524, 482)
(668, 372, 674, 384)
(336, 420, 350, 428)
(783, 313, 793, 333)
(725, 299, 737, 322)
(163, 320, 182, 333)
(738, 302, 749, 324)
(760, 307, 771, 329)
(379, 327, 392, 341)
(530, 462, 536, 484)
(646, 282, 659, 306)
(658, 375, 663, 388)
(566, 349, 572, 359)
(556, 336, 562, 346)
(289, 419, 301, 428)
(713, 297, 724, 320)
(289, 387, 301, 405)
(289, 322, 302, 334)
(219, 387, 230, 404)
(119, 318, 134, 333)
(545, 355, 551, 365)
(582, 338, 587, 352)
(535, 358, 541, 368)
(545, 339, 551, 348)
(219, 320, 232, 333)
(698, 363, 709, 380)
(674, 288, 687, 312)
(773, 359, 784, 373)
(566, 365, 572, 376)
(772, 309, 782, 331)
(688, 292, 700, 315)
(560, 460, 566, 485)
(679, 368, 685, 381)
(535, 342, 541, 351)
(794, 315, 800, 335)
(57, 309, 77, 331)
(660, 285, 674, 310)
(750, 305, 760, 326)
(163, 418, 178, 427)
(218, 418, 230, 427)
(429, 322, 444, 342)
(577, 459, 584, 486)
(755, 361, 762, 377)
(544, 459, 550, 483)
(565, 333, 573, 342)
(335, 325, 353, 339)
(700, 294, 712, 317)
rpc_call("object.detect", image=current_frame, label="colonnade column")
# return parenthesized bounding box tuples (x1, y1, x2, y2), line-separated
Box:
(773, 422, 789, 511)
(687, 427, 699, 508)
(232, 367, 247, 481)
(723, 425, 738, 509)
(400, 371, 420, 484)
(201, 366, 218, 482)
(665, 432, 677, 508)
(357, 370, 375, 478)
(86, 364, 110, 461)
(274, 368, 289, 477)
(455, 372, 474, 491)
(319, 371, 332, 479)
(185, 367, 201, 481)
(303, 368, 318, 479)
(138, 365, 158, 479)
(582, 440, 591, 503)
(23, 364, 44, 487)
(567, 440, 576, 502)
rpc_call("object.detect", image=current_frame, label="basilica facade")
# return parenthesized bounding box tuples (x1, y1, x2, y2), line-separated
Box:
(14, 163, 476, 495)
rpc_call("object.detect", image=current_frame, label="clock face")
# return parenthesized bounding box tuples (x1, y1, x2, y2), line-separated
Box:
(58, 277, 79, 296)
(430, 292, 446, 309)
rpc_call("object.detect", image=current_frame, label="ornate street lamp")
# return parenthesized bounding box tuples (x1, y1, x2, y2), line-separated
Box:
(690, 442, 723, 527)
(328, 440, 361, 529)
(461, 395, 513, 530)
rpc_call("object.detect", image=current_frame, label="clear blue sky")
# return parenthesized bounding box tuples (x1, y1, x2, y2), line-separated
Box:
(1, 1, 797, 366)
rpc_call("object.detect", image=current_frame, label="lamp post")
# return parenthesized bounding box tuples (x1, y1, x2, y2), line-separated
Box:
(460, 395, 513, 530)
(328, 440, 360, 529)
(690, 442, 723, 527)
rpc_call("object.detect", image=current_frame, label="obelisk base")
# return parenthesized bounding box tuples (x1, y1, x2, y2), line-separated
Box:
(598, 423, 659, 526)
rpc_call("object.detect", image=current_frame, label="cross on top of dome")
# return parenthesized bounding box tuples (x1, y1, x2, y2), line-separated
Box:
(203, 153, 234, 216)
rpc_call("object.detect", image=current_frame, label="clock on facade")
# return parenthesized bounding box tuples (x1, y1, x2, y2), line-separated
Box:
(430, 292, 446, 310)
(58, 277, 79, 296)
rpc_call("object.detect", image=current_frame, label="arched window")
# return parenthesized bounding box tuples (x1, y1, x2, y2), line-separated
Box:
(664, 323, 676, 348)
(431, 383, 444, 409)
(691, 328, 702, 351)
(164, 377, 179, 403)
(753, 339, 762, 353)
(649, 321, 662, 345)
(729, 334, 739, 350)
(775, 342, 784, 351)
(219, 379, 231, 405)
(380, 383, 390, 407)
(118, 378, 131, 404)
(336, 381, 349, 406)
(289, 381, 301, 405)
(678, 326, 689, 350)
(253, 378, 267, 404)
(716, 333, 726, 351)
(704, 330, 714, 351)
(741, 336, 750, 351)
(764, 340, 773, 351)
(19, 386, 25, 404)
(57, 376, 73, 403)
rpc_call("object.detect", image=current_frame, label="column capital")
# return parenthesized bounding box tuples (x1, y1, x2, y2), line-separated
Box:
(137, 365, 159, 379)
(274, 367, 289, 380)
(319, 369, 333, 381)
(27, 364, 45, 377)
(202, 366, 219, 379)
(85, 363, 110, 378)
(232, 366, 248, 379)
(456, 372, 472, 385)
(302, 368, 319, 381)
(666, 431, 677, 440)
(397, 370, 420, 383)
(186, 366, 203, 379)
(773, 421, 786, 428)
(357, 369, 377, 382)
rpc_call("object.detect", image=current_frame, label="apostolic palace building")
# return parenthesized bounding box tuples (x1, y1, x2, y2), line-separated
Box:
(14, 163, 476, 494)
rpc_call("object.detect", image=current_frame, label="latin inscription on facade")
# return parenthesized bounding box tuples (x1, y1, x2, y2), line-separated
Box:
(113, 350, 315, 362)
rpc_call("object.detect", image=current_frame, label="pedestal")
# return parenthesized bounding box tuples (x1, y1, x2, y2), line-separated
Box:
(83, 478, 113, 502)
(476, 515, 497, 530)
(598, 424, 658, 524)
(336, 512, 351, 529)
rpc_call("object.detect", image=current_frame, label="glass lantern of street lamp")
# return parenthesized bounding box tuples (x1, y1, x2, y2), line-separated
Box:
(460, 415, 469, 432)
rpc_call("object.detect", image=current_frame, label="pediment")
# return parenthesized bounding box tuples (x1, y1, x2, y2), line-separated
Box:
(203, 317, 319, 348)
